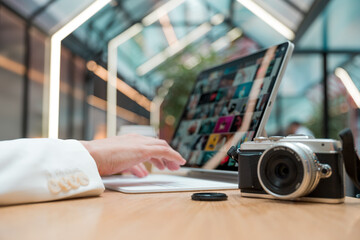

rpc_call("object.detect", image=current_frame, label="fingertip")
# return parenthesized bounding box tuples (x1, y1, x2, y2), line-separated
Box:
(158, 162, 166, 170)
(134, 172, 145, 178)
(171, 165, 180, 171)
(140, 166, 149, 177)
(132, 166, 147, 178)
(157, 164, 165, 170)
(176, 159, 186, 166)
(151, 158, 166, 170)
(176, 154, 187, 165)
(174, 155, 186, 165)
(165, 161, 181, 171)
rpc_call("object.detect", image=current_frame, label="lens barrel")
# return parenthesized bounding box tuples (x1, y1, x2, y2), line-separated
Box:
(257, 142, 321, 199)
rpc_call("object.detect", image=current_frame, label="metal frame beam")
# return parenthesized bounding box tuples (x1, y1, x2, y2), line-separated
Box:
(322, 6, 329, 138)
(89, 2, 127, 49)
(28, 0, 58, 20)
(283, 0, 306, 15)
(82, 2, 114, 27)
(294, 0, 331, 43)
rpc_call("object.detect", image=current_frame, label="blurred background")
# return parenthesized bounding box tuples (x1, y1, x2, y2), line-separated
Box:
(0, 0, 359, 164)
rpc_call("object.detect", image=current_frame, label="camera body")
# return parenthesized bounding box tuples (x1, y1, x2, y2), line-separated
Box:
(232, 135, 345, 203)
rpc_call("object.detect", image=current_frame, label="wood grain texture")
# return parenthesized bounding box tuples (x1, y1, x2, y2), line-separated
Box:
(0, 190, 359, 240)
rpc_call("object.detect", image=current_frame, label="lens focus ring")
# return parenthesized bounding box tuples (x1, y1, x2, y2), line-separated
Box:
(257, 142, 321, 200)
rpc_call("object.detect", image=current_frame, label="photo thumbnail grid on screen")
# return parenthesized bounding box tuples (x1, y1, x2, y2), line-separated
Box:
(172, 47, 285, 170)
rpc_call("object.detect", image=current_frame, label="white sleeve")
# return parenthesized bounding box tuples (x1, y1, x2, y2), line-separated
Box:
(0, 138, 105, 205)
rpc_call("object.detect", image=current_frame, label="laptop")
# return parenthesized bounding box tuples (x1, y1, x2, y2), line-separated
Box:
(102, 41, 294, 193)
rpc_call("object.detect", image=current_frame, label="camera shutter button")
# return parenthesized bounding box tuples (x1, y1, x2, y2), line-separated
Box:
(269, 136, 284, 141)
(254, 137, 268, 142)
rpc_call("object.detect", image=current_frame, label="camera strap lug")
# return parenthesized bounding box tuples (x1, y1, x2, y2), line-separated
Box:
(227, 146, 239, 162)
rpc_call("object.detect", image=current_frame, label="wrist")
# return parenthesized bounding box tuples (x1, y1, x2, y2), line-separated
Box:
(80, 140, 104, 175)
(80, 140, 93, 157)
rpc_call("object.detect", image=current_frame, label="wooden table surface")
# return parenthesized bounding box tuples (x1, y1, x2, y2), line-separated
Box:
(0, 190, 360, 240)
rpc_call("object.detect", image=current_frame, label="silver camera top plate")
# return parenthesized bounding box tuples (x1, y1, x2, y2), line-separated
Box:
(241, 136, 341, 154)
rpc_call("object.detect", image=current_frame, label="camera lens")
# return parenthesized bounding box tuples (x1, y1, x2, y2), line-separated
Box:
(262, 153, 302, 195)
(257, 142, 321, 199)
(275, 163, 289, 179)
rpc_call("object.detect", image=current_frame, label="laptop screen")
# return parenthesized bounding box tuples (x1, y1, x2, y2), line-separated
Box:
(171, 42, 293, 172)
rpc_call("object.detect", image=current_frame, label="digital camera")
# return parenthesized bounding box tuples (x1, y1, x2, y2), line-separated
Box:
(227, 129, 360, 203)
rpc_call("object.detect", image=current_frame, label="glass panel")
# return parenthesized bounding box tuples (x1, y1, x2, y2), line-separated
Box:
(205, 0, 231, 16)
(254, 0, 302, 30)
(71, 24, 92, 48)
(173, 26, 188, 41)
(118, 40, 142, 68)
(169, 4, 187, 39)
(328, 54, 350, 72)
(0, 8, 25, 63)
(185, 0, 209, 24)
(327, 73, 349, 139)
(0, 7, 25, 140)
(210, 23, 231, 40)
(232, 2, 286, 46)
(28, 27, 46, 138)
(123, 0, 156, 21)
(289, 0, 314, 12)
(139, 25, 169, 62)
(72, 56, 86, 139)
(266, 54, 323, 137)
(91, 5, 117, 30)
(117, 50, 138, 85)
(33, 0, 95, 33)
(337, 55, 360, 146)
(297, 12, 324, 49)
(104, 21, 132, 43)
(327, 0, 360, 50)
(327, 54, 351, 139)
(2, 0, 48, 19)
(58, 48, 72, 139)
(88, 106, 106, 140)
(86, 74, 106, 140)
(0, 70, 23, 140)
(73, 5, 129, 52)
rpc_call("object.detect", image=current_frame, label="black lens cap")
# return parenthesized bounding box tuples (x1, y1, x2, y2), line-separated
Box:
(191, 192, 228, 201)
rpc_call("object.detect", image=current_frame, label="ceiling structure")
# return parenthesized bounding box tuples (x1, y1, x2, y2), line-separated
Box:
(2, 0, 330, 99)
(3, 0, 360, 139)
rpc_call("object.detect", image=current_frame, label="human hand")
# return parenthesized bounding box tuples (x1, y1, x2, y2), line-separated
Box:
(80, 134, 186, 177)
